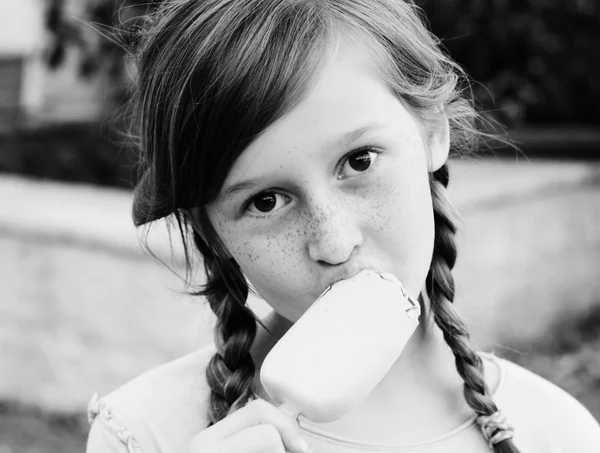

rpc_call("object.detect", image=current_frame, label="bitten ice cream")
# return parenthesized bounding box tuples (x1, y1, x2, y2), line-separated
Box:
(260, 269, 421, 423)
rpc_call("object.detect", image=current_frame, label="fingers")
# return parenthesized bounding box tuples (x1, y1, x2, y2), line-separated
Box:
(191, 399, 309, 453)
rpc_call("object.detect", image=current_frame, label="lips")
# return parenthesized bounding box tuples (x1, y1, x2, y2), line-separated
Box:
(320, 263, 383, 294)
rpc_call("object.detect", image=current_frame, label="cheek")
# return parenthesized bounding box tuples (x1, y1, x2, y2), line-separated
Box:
(368, 156, 435, 296)
(215, 219, 311, 320)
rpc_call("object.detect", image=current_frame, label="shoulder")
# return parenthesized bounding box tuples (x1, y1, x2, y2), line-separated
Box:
(488, 353, 600, 452)
(87, 344, 217, 453)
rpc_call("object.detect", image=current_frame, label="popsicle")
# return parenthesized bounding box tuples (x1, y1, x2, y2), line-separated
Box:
(259, 269, 421, 423)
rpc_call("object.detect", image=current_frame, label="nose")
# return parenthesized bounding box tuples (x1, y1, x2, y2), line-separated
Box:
(305, 193, 363, 266)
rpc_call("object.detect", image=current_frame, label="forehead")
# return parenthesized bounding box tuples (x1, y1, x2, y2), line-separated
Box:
(223, 39, 420, 186)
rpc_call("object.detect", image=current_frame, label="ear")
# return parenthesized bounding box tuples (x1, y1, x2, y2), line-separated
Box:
(426, 110, 450, 172)
(182, 208, 233, 259)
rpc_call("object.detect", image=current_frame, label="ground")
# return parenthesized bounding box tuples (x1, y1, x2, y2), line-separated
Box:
(1, 308, 599, 453)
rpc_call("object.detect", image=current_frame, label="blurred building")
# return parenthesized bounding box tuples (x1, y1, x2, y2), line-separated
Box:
(0, 0, 104, 132)
(0, 0, 43, 130)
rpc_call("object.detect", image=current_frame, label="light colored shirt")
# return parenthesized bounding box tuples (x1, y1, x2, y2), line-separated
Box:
(87, 345, 600, 452)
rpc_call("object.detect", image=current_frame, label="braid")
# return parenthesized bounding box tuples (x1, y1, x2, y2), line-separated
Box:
(192, 230, 258, 426)
(427, 164, 520, 453)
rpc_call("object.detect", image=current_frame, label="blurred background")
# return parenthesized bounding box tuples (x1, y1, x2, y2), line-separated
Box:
(0, 1, 599, 452)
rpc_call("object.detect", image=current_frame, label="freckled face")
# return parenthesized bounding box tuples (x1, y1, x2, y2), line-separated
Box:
(206, 43, 441, 322)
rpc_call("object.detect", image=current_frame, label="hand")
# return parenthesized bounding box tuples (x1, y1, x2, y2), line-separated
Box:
(190, 399, 309, 453)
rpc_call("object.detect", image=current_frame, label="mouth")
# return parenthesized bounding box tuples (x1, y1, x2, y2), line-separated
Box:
(325, 264, 383, 292)
(331, 263, 362, 286)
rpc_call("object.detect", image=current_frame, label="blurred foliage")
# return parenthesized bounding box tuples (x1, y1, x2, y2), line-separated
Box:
(0, 401, 87, 453)
(416, 0, 600, 126)
(0, 122, 137, 188)
(44, 0, 156, 107)
(43, 0, 600, 126)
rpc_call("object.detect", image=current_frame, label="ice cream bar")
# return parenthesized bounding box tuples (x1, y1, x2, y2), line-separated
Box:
(259, 269, 421, 423)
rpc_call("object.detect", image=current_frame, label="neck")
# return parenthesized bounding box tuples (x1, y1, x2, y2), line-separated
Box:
(251, 307, 474, 444)
(310, 313, 473, 443)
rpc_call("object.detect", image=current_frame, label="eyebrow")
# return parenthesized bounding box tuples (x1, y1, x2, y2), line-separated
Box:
(222, 179, 263, 201)
(220, 123, 386, 201)
(336, 123, 385, 148)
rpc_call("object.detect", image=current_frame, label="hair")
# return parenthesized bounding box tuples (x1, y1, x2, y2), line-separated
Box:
(128, 0, 519, 451)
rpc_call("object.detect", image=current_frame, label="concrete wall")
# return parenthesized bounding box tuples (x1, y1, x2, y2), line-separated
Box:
(1, 158, 599, 412)
(0, 0, 106, 128)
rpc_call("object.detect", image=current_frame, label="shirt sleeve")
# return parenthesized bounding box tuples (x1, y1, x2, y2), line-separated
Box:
(498, 357, 600, 452)
(87, 393, 145, 453)
(555, 392, 600, 452)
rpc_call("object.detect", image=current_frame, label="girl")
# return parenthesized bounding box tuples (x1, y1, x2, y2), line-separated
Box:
(87, 1, 600, 452)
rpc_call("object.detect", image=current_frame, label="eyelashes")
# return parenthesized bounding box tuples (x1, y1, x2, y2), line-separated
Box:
(338, 146, 379, 178)
(241, 192, 288, 217)
(242, 146, 381, 218)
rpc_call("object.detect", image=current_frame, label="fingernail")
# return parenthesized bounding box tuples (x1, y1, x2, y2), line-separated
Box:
(297, 436, 309, 453)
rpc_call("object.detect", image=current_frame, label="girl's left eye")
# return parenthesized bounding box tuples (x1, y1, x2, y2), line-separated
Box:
(339, 147, 380, 178)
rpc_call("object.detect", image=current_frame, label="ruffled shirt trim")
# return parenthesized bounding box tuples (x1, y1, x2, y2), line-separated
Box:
(88, 393, 145, 453)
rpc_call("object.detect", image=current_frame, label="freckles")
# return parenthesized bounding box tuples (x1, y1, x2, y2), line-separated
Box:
(306, 196, 357, 236)
(266, 229, 300, 260)
(304, 206, 323, 239)
(373, 212, 390, 233)
(361, 177, 394, 218)
(242, 241, 260, 263)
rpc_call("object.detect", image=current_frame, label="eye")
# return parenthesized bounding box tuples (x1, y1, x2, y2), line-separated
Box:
(244, 191, 291, 216)
(339, 147, 379, 178)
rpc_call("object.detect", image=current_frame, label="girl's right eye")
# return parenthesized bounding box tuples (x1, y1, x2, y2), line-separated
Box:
(244, 191, 291, 217)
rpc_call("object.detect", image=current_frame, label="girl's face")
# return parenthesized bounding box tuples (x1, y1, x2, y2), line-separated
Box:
(205, 40, 449, 322)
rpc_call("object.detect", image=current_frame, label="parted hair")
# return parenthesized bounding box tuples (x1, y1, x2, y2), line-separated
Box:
(129, 0, 519, 451)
